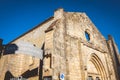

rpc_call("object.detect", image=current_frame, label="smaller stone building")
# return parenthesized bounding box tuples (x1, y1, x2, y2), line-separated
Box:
(0, 8, 120, 80)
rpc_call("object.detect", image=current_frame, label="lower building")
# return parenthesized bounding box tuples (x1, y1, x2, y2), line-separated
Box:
(0, 8, 120, 80)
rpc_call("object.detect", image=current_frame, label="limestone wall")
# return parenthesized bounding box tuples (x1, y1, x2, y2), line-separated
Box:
(64, 12, 108, 53)
(0, 8, 118, 80)
(0, 17, 55, 80)
(43, 9, 116, 80)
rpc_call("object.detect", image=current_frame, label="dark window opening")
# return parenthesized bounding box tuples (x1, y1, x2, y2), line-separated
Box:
(43, 76, 52, 80)
(88, 76, 93, 80)
(85, 31, 90, 41)
(96, 77, 100, 80)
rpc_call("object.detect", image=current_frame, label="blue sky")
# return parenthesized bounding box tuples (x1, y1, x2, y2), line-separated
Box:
(0, 0, 120, 51)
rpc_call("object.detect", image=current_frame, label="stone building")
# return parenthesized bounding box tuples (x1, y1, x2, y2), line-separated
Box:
(0, 8, 120, 80)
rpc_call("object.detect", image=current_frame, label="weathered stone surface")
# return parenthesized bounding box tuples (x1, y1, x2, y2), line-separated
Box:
(0, 8, 119, 80)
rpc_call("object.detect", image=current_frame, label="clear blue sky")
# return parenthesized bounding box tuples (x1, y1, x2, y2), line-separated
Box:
(0, 0, 120, 51)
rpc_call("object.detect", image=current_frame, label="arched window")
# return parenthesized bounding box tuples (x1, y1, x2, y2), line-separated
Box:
(85, 31, 90, 41)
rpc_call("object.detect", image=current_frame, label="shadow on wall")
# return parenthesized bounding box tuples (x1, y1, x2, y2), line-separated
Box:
(4, 71, 14, 80)
(21, 67, 38, 78)
(3, 44, 18, 55)
(3, 43, 44, 79)
(4, 68, 38, 80)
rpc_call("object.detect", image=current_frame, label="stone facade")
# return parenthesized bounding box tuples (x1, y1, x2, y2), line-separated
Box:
(0, 8, 120, 80)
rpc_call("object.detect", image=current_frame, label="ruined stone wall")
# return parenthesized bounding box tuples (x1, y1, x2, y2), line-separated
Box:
(0, 8, 118, 80)
(43, 9, 117, 80)
(0, 54, 39, 78)
(52, 17, 66, 79)
(107, 37, 120, 80)
(65, 36, 82, 80)
(64, 12, 108, 53)
(43, 30, 54, 77)
(62, 11, 116, 80)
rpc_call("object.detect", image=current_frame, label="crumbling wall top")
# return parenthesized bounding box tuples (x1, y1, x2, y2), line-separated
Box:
(54, 8, 64, 19)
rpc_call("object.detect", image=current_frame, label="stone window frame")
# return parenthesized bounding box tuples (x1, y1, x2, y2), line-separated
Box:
(85, 29, 91, 42)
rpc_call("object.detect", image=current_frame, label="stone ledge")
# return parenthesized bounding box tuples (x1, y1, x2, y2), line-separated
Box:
(81, 39, 107, 53)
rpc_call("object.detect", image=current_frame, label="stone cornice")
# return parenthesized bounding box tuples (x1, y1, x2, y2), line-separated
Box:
(66, 34, 107, 53)
(80, 39, 107, 53)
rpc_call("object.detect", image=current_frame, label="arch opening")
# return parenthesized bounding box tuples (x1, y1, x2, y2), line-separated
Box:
(87, 53, 107, 80)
